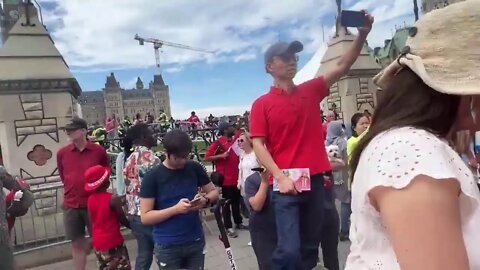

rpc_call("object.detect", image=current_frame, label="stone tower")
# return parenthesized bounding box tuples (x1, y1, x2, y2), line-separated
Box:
(150, 74, 171, 117)
(136, 77, 144, 90)
(0, 2, 81, 199)
(318, 0, 381, 123)
(103, 72, 124, 120)
(420, 0, 464, 13)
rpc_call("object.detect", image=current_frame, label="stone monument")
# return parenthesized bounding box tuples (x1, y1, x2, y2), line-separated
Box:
(318, 0, 381, 123)
(0, 2, 82, 214)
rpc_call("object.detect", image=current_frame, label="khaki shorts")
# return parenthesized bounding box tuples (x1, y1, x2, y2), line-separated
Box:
(63, 207, 92, 241)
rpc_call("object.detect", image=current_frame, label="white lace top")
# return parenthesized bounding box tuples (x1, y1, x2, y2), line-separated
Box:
(345, 127, 480, 270)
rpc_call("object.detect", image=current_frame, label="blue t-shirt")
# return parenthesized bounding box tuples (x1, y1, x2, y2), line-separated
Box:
(139, 160, 210, 245)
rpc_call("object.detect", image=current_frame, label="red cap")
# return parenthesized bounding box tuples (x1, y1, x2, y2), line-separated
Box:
(84, 165, 111, 192)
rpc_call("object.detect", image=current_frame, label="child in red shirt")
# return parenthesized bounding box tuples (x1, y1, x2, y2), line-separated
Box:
(84, 165, 131, 270)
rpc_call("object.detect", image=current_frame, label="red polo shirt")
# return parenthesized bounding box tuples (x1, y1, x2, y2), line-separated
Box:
(250, 76, 331, 178)
(57, 141, 110, 208)
(205, 134, 240, 186)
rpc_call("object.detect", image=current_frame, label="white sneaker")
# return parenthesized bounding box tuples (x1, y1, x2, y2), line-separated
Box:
(227, 228, 238, 238)
(247, 241, 252, 246)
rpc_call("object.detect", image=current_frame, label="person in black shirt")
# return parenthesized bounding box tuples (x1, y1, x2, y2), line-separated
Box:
(244, 171, 277, 270)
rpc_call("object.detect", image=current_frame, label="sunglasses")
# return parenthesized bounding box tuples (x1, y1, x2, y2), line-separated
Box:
(238, 139, 244, 143)
(275, 54, 299, 63)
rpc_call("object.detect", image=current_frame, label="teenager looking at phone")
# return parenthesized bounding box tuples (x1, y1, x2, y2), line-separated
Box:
(244, 170, 277, 270)
(346, 2, 480, 269)
(205, 122, 247, 238)
(249, 12, 373, 269)
(140, 130, 219, 270)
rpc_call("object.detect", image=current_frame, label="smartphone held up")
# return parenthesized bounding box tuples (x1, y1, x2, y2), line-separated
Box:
(341, 10, 367, 28)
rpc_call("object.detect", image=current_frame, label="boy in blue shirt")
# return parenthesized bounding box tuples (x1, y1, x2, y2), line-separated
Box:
(139, 130, 219, 270)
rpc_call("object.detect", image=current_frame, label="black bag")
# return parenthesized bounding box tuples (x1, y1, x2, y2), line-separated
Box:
(6, 176, 34, 217)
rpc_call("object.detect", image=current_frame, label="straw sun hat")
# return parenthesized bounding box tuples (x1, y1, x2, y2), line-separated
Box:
(373, 0, 480, 95)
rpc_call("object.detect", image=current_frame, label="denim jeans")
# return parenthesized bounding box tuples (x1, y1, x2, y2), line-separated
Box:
(154, 239, 205, 270)
(129, 215, 154, 270)
(271, 174, 325, 270)
(340, 202, 352, 234)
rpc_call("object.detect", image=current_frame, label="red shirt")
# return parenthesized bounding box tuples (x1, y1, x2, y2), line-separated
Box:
(322, 121, 330, 139)
(250, 76, 331, 178)
(188, 115, 200, 123)
(87, 191, 124, 251)
(57, 141, 110, 208)
(205, 135, 240, 186)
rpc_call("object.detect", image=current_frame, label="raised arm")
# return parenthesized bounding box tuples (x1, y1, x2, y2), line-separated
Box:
(248, 172, 270, 212)
(324, 12, 374, 88)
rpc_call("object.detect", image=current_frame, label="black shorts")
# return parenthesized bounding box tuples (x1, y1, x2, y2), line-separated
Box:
(0, 243, 14, 270)
(63, 207, 92, 241)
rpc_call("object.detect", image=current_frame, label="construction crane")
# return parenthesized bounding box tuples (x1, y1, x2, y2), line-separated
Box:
(134, 34, 215, 74)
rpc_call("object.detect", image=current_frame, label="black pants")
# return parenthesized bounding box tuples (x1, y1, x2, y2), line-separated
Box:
(251, 228, 277, 270)
(320, 175, 340, 270)
(320, 208, 340, 270)
(222, 185, 243, 229)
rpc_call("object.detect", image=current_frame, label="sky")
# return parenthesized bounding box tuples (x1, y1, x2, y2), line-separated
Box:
(30, 0, 416, 119)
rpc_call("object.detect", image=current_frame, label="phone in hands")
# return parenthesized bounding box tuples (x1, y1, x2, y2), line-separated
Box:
(190, 195, 202, 204)
(341, 10, 366, 27)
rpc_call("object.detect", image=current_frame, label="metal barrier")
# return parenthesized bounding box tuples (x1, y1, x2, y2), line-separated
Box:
(10, 125, 222, 255)
(11, 152, 120, 255)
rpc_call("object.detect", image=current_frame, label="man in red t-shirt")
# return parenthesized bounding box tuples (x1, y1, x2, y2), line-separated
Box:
(249, 14, 373, 269)
(57, 118, 109, 270)
(187, 111, 200, 123)
(205, 122, 247, 237)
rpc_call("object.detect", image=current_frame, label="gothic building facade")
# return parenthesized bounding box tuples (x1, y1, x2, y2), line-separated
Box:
(79, 73, 171, 125)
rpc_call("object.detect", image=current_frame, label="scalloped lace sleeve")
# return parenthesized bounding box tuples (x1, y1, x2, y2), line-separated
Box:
(356, 127, 478, 200)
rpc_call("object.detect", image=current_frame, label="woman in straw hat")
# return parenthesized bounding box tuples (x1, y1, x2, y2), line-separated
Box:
(346, 1, 480, 269)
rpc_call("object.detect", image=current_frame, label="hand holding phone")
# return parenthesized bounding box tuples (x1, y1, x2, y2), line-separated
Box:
(341, 10, 374, 35)
(341, 10, 366, 27)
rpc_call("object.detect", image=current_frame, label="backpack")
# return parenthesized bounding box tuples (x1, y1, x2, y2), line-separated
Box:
(6, 176, 34, 217)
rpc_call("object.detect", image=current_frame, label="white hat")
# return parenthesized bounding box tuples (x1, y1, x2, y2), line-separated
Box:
(374, 0, 480, 95)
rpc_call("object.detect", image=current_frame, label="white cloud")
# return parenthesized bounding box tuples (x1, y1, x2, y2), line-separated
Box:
(36, 0, 416, 73)
(37, 0, 336, 71)
(233, 52, 257, 63)
(122, 76, 139, 89)
(164, 66, 184, 74)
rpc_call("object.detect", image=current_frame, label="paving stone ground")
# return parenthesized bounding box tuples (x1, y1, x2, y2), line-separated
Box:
(28, 217, 350, 270)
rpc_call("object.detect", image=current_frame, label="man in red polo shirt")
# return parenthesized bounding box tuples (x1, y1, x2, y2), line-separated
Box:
(57, 117, 110, 270)
(250, 14, 373, 270)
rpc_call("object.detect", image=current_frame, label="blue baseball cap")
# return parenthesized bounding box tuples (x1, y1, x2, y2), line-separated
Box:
(264, 41, 303, 65)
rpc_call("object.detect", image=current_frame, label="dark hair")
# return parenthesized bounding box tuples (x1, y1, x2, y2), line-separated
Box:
(350, 113, 367, 137)
(350, 68, 461, 182)
(135, 113, 141, 120)
(96, 179, 110, 192)
(123, 123, 153, 162)
(163, 129, 192, 156)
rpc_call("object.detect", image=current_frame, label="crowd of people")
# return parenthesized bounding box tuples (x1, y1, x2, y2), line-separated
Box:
(1, 2, 479, 270)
